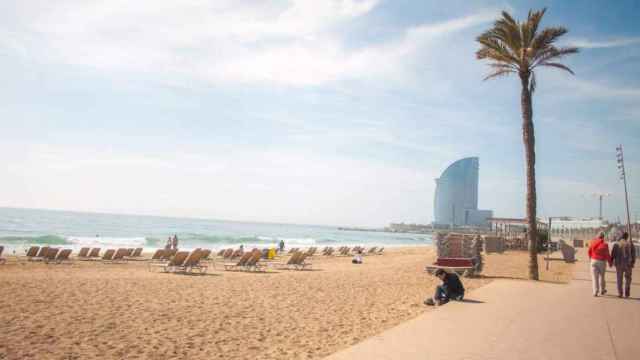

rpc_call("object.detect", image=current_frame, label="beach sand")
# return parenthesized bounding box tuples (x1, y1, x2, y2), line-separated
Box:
(0, 247, 574, 360)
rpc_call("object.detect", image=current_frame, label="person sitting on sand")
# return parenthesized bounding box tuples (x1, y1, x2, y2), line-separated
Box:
(588, 232, 611, 297)
(610, 232, 635, 298)
(424, 269, 465, 306)
(352, 252, 363, 264)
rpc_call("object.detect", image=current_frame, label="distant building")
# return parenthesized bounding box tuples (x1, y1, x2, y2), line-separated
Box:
(548, 217, 608, 230)
(433, 157, 493, 227)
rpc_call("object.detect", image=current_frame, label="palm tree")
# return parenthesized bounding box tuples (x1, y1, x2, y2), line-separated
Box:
(476, 9, 578, 280)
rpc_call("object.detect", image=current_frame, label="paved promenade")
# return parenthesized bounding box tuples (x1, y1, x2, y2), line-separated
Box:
(325, 252, 640, 360)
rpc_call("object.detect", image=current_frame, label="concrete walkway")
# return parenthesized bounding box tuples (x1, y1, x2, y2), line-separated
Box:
(325, 253, 640, 360)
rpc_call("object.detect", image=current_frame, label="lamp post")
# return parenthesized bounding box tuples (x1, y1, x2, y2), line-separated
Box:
(616, 145, 633, 242)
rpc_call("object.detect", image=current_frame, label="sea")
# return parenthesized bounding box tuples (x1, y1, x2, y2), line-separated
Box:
(0, 207, 432, 254)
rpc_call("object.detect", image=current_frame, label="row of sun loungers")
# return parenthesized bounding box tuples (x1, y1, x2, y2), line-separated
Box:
(149, 248, 209, 274)
(4, 244, 381, 269)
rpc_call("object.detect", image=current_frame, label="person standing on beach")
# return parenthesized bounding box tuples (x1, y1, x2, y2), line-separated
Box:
(165, 237, 172, 250)
(610, 232, 635, 298)
(278, 239, 285, 253)
(588, 232, 611, 297)
(171, 234, 179, 250)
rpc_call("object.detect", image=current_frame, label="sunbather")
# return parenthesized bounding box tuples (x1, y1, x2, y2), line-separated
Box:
(424, 269, 465, 306)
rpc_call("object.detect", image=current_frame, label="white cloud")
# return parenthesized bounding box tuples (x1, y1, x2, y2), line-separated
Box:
(567, 37, 640, 49)
(3, 1, 495, 86)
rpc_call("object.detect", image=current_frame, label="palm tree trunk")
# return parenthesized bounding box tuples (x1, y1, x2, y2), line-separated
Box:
(520, 72, 539, 280)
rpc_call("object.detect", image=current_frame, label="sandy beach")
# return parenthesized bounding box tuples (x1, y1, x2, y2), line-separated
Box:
(0, 247, 574, 360)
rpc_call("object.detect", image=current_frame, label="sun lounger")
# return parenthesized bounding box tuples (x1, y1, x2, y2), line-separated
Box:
(323, 247, 334, 256)
(153, 251, 190, 272)
(77, 247, 90, 259)
(162, 249, 178, 261)
(101, 249, 116, 261)
(240, 251, 267, 272)
(29, 246, 49, 261)
(365, 247, 377, 255)
(88, 248, 101, 259)
(376, 247, 384, 255)
(272, 252, 301, 270)
(149, 249, 165, 262)
(46, 249, 73, 264)
(223, 252, 253, 271)
(43, 248, 60, 263)
(26, 246, 40, 260)
(162, 250, 208, 274)
(290, 253, 312, 270)
(125, 247, 143, 260)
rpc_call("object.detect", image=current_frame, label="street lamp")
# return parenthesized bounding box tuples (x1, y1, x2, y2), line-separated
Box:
(616, 145, 633, 242)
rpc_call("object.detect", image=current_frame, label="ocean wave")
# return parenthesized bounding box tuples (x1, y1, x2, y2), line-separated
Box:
(66, 236, 146, 247)
(0, 235, 70, 245)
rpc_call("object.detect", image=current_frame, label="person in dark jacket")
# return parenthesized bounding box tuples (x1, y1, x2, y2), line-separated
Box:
(424, 269, 465, 306)
(610, 232, 635, 298)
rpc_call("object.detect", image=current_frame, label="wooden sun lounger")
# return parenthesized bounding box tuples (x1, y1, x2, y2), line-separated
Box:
(156, 251, 190, 272)
(158, 250, 207, 274)
(376, 247, 384, 255)
(77, 247, 90, 259)
(223, 252, 253, 271)
(46, 249, 73, 264)
(240, 251, 267, 272)
(43, 248, 60, 263)
(125, 247, 144, 260)
(28, 246, 49, 261)
(101, 249, 116, 261)
(88, 248, 101, 259)
(291, 253, 312, 270)
(26, 246, 40, 260)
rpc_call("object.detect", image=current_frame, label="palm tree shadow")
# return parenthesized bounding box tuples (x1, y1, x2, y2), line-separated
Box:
(477, 274, 568, 284)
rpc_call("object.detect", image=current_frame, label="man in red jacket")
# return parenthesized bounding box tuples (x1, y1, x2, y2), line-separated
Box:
(588, 232, 611, 296)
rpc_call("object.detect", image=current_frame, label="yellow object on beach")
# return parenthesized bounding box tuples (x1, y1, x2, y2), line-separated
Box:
(268, 248, 276, 259)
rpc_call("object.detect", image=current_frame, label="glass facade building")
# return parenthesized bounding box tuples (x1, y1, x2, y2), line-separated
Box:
(433, 157, 492, 226)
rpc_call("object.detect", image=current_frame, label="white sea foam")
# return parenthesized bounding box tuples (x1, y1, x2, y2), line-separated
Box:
(66, 236, 146, 248)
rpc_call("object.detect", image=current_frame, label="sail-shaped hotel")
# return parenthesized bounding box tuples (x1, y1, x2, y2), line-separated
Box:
(433, 157, 492, 227)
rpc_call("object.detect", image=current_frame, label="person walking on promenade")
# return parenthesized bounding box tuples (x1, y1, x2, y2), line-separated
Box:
(588, 232, 611, 297)
(610, 232, 635, 298)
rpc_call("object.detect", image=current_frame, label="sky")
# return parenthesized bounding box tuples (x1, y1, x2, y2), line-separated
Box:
(1, 0, 639, 227)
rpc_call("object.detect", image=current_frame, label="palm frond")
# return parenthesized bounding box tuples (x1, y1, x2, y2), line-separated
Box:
(531, 46, 579, 68)
(530, 27, 568, 56)
(489, 62, 519, 71)
(476, 35, 519, 64)
(522, 8, 547, 46)
(483, 69, 515, 81)
(476, 8, 577, 81)
(539, 62, 575, 75)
